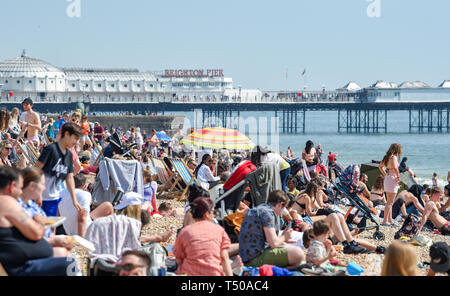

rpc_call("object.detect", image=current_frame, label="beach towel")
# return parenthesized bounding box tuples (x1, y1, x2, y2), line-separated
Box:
(93, 158, 144, 205)
(85, 214, 142, 267)
(245, 163, 282, 207)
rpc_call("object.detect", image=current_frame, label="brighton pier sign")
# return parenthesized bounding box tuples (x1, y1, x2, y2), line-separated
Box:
(163, 69, 224, 78)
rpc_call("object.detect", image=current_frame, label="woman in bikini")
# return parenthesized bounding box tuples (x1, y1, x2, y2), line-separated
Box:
(378, 143, 402, 226)
(291, 182, 332, 224)
(370, 175, 386, 207)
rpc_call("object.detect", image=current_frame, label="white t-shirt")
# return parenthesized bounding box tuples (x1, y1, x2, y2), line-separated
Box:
(58, 188, 93, 236)
(264, 153, 283, 171)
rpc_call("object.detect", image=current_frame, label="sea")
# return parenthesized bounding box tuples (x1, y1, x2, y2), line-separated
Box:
(174, 110, 450, 187)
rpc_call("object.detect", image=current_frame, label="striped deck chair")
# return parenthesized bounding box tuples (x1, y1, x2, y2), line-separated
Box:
(151, 157, 172, 185)
(90, 136, 104, 166)
(147, 158, 158, 176)
(168, 158, 199, 200)
(16, 140, 38, 166)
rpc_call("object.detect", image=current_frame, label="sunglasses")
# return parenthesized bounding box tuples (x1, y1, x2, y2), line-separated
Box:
(5, 147, 13, 150)
(115, 263, 146, 273)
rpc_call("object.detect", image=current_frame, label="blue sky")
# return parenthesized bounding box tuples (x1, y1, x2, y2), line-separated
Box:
(1, 0, 449, 90)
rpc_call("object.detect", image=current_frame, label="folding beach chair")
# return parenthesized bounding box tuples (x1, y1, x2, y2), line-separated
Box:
(16, 139, 37, 166)
(85, 214, 142, 276)
(90, 135, 104, 166)
(151, 157, 173, 185)
(146, 157, 158, 176)
(168, 158, 199, 200)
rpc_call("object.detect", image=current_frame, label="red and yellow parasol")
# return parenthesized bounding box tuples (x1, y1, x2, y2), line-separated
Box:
(180, 127, 255, 150)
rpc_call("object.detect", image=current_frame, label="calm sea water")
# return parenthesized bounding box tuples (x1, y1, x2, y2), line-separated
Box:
(174, 110, 450, 187)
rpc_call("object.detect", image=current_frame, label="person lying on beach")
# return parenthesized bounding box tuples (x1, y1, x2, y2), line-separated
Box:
(158, 202, 185, 218)
(113, 192, 175, 244)
(415, 186, 449, 236)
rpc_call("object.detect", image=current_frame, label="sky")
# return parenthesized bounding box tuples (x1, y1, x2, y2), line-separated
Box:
(1, 0, 449, 91)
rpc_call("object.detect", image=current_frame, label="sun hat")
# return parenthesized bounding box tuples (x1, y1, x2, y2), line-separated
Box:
(429, 242, 450, 273)
(114, 192, 144, 210)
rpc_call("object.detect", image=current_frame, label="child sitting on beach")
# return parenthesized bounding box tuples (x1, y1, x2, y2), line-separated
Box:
(306, 221, 337, 268)
(286, 177, 300, 198)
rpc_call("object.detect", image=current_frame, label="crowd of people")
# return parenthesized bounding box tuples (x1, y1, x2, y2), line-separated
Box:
(0, 98, 449, 277)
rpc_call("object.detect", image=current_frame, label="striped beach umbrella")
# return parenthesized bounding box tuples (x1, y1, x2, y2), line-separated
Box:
(180, 127, 256, 150)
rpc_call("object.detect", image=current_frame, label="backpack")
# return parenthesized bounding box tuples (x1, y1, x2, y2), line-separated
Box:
(394, 214, 421, 239)
(136, 242, 168, 276)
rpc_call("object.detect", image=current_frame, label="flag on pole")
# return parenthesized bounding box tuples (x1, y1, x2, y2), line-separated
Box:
(302, 69, 306, 76)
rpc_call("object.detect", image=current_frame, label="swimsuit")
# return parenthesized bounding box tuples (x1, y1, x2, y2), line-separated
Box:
(384, 157, 399, 194)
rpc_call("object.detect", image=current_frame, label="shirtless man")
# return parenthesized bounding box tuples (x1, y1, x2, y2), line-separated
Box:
(16, 98, 42, 147)
(393, 189, 425, 218)
(416, 187, 449, 236)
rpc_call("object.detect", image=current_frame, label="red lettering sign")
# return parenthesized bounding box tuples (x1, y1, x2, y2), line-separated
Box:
(163, 69, 224, 77)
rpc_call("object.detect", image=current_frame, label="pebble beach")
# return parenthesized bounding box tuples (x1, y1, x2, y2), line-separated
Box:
(72, 196, 450, 276)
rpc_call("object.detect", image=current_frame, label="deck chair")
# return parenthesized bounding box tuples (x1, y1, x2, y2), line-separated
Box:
(90, 136, 104, 166)
(0, 263, 8, 276)
(147, 158, 158, 176)
(16, 140, 37, 166)
(168, 158, 199, 201)
(151, 157, 173, 185)
(91, 158, 144, 207)
(84, 214, 142, 276)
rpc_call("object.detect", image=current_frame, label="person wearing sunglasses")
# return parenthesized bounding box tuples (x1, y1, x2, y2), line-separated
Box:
(115, 250, 151, 276)
(0, 140, 13, 167)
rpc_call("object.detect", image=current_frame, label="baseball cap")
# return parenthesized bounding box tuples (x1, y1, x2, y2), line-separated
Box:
(22, 98, 33, 105)
(429, 242, 450, 273)
(114, 192, 144, 210)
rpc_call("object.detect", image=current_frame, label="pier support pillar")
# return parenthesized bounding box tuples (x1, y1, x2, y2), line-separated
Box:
(338, 109, 387, 133)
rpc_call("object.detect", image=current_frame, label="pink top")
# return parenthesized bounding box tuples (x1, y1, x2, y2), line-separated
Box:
(173, 220, 231, 276)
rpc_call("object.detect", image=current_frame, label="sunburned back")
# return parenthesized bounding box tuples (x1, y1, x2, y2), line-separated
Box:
(427, 202, 446, 228)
